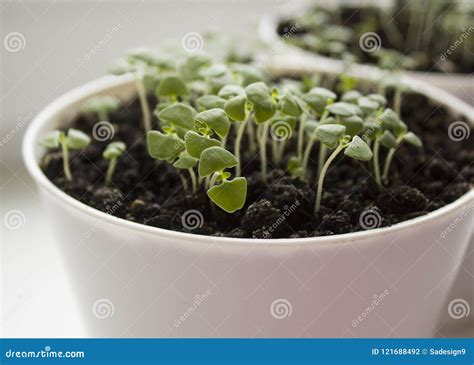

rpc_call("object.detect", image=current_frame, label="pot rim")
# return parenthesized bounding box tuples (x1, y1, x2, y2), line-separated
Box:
(22, 73, 474, 247)
(258, 0, 473, 81)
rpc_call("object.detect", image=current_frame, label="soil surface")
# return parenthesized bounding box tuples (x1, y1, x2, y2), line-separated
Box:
(278, 5, 474, 74)
(40, 89, 473, 238)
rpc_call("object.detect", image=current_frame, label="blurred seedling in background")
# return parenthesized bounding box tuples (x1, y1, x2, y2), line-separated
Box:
(103, 141, 127, 186)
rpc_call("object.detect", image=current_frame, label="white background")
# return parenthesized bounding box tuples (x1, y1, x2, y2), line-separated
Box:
(1, 0, 473, 337)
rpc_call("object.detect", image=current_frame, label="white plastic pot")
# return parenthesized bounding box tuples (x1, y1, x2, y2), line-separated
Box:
(23, 73, 473, 338)
(258, 0, 473, 104)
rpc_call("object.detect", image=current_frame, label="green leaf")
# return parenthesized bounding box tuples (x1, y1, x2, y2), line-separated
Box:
(315, 124, 346, 149)
(231, 64, 265, 86)
(158, 103, 196, 130)
(304, 120, 319, 136)
(380, 108, 399, 130)
(379, 130, 398, 149)
(393, 120, 408, 137)
(178, 53, 212, 81)
(83, 96, 120, 114)
(198, 146, 238, 177)
(103, 141, 126, 160)
(287, 156, 305, 178)
(147, 131, 185, 160)
(127, 47, 174, 69)
(302, 87, 336, 114)
(66, 129, 91, 150)
(245, 82, 275, 123)
(326, 102, 360, 117)
(367, 93, 387, 108)
(344, 136, 373, 161)
(184, 131, 220, 159)
(218, 84, 245, 99)
(403, 132, 423, 147)
(341, 115, 364, 136)
(196, 95, 226, 111)
(156, 75, 187, 97)
(39, 130, 61, 149)
(195, 109, 230, 138)
(357, 97, 379, 114)
(207, 177, 247, 213)
(341, 90, 362, 103)
(173, 151, 198, 169)
(280, 92, 302, 117)
(224, 95, 247, 122)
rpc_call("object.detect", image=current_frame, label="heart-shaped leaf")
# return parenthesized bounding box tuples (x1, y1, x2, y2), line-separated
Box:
(158, 103, 196, 130)
(344, 136, 373, 161)
(245, 82, 275, 123)
(357, 96, 379, 114)
(156, 75, 187, 97)
(380, 108, 399, 130)
(196, 95, 226, 111)
(379, 130, 398, 149)
(173, 151, 198, 169)
(224, 95, 247, 122)
(341, 115, 364, 136)
(326, 102, 360, 117)
(147, 131, 184, 160)
(302, 87, 336, 114)
(207, 177, 247, 213)
(66, 129, 91, 150)
(218, 84, 246, 99)
(341, 90, 362, 103)
(198, 146, 238, 177)
(185, 131, 220, 159)
(403, 132, 423, 147)
(315, 124, 346, 149)
(40, 130, 61, 149)
(280, 92, 302, 117)
(103, 141, 126, 160)
(195, 109, 230, 138)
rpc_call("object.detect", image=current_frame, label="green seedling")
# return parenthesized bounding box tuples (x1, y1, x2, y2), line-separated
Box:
(83, 96, 120, 122)
(314, 124, 372, 213)
(245, 82, 276, 182)
(40, 129, 91, 182)
(198, 146, 247, 213)
(103, 141, 126, 186)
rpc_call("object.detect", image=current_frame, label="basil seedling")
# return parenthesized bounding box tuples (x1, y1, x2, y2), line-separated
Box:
(39, 129, 91, 182)
(103, 141, 126, 186)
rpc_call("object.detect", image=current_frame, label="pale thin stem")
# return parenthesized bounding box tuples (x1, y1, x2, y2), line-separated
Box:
(259, 122, 270, 183)
(61, 141, 73, 182)
(105, 158, 117, 187)
(315, 144, 344, 214)
(382, 148, 396, 181)
(98, 109, 109, 122)
(246, 118, 257, 153)
(373, 138, 382, 189)
(135, 76, 152, 132)
(302, 135, 317, 174)
(317, 144, 328, 178)
(394, 88, 402, 116)
(179, 173, 189, 193)
(297, 113, 307, 161)
(188, 168, 197, 194)
(234, 119, 248, 177)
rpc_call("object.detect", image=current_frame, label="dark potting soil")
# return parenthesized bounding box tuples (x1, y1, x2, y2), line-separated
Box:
(278, 6, 474, 74)
(40, 92, 473, 239)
